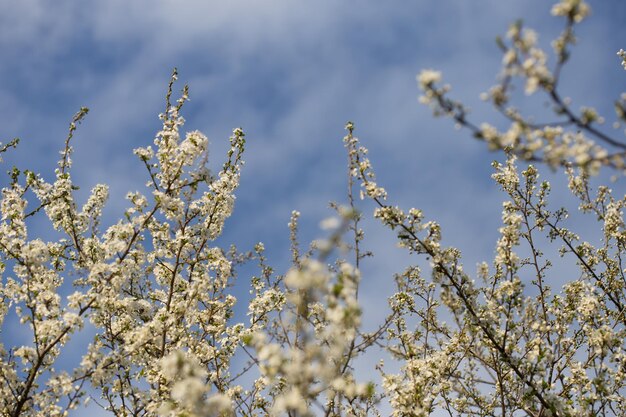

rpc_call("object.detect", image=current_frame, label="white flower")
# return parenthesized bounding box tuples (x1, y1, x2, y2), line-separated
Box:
(551, 0, 591, 22)
(618, 49, 626, 70)
(417, 69, 442, 88)
(320, 216, 340, 230)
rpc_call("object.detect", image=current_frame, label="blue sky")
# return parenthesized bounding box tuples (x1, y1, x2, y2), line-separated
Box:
(1, 0, 623, 267)
(1, 0, 625, 414)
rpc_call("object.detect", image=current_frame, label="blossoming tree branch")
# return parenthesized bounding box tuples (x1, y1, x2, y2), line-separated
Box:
(1, 0, 625, 416)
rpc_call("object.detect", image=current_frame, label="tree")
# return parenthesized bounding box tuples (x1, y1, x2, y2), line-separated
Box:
(1, 0, 625, 416)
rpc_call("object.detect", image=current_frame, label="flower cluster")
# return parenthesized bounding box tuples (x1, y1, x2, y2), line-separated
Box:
(0, 70, 248, 417)
(417, 0, 626, 175)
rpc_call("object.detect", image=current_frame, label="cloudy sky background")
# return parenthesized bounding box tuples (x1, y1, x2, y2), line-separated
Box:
(1, 0, 625, 415)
